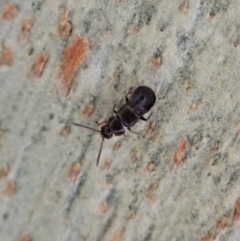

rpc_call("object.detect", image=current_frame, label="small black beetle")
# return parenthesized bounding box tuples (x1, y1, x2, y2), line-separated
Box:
(72, 86, 156, 166)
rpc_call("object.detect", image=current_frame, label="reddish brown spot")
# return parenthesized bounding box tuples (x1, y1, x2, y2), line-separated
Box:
(103, 158, 112, 170)
(2, 4, 18, 21)
(82, 104, 95, 117)
(179, 2, 189, 14)
(146, 121, 156, 134)
(201, 230, 217, 241)
(153, 133, 162, 143)
(113, 71, 120, 80)
(216, 216, 229, 230)
(61, 212, 69, 220)
(233, 198, 240, 221)
(59, 126, 71, 137)
(173, 138, 188, 167)
(149, 195, 156, 203)
(209, 11, 216, 19)
(133, 26, 140, 33)
(189, 102, 197, 111)
(233, 39, 239, 48)
(4, 181, 17, 196)
(146, 162, 154, 172)
(100, 202, 109, 213)
(58, 9, 72, 40)
(113, 141, 122, 151)
(130, 148, 140, 163)
(0, 165, 10, 178)
(151, 56, 162, 69)
(0, 47, 13, 66)
(110, 231, 123, 241)
(149, 182, 159, 192)
(128, 211, 136, 220)
(145, 182, 158, 203)
(237, 123, 240, 133)
(58, 37, 89, 96)
(19, 234, 32, 241)
(68, 162, 81, 180)
(29, 53, 48, 78)
(21, 16, 33, 41)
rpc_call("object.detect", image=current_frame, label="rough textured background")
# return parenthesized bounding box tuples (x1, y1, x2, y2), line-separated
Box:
(0, 0, 240, 241)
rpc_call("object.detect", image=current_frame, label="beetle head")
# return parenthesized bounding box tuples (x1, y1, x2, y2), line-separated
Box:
(100, 125, 113, 139)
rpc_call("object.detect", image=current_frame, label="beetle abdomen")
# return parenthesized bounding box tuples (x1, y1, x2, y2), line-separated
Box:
(129, 86, 156, 114)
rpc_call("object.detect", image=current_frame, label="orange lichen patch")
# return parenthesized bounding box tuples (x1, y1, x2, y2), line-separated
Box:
(19, 234, 32, 241)
(82, 104, 94, 117)
(58, 37, 89, 96)
(189, 102, 197, 111)
(58, 9, 72, 40)
(113, 141, 122, 151)
(100, 201, 109, 213)
(68, 162, 81, 180)
(21, 16, 33, 41)
(201, 230, 216, 241)
(110, 231, 123, 241)
(29, 53, 48, 78)
(0, 47, 13, 66)
(2, 4, 18, 21)
(232, 198, 240, 221)
(59, 125, 71, 137)
(173, 138, 188, 167)
(4, 181, 17, 196)
(179, 2, 189, 14)
(0, 165, 10, 178)
(216, 216, 230, 230)
(151, 56, 162, 69)
(103, 158, 112, 170)
(146, 121, 156, 134)
(146, 162, 154, 172)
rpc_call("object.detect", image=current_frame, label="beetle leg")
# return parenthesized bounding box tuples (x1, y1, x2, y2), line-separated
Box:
(125, 87, 136, 103)
(128, 128, 139, 135)
(140, 112, 152, 121)
(113, 104, 117, 113)
(125, 91, 131, 103)
(97, 121, 107, 126)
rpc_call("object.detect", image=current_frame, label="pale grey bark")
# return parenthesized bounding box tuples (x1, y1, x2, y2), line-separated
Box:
(0, 0, 240, 241)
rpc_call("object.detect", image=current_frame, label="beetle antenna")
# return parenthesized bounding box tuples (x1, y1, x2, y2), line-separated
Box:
(96, 138, 104, 166)
(71, 122, 100, 133)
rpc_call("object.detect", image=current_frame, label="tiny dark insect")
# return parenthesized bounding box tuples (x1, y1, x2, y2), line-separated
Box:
(72, 86, 156, 166)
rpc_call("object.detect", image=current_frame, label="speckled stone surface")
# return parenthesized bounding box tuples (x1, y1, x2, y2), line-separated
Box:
(0, 0, 240, 241)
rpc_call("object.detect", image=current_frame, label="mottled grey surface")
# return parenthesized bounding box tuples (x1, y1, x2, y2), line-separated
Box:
(0, 0, 240, 241)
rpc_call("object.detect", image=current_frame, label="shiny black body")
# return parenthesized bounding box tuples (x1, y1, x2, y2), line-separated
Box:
(101, 86, 156, 138)
(72, 86, 156, 165)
